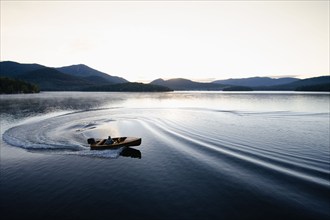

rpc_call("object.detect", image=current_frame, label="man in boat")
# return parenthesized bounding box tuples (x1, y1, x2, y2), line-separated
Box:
(105, 136, 113, 145)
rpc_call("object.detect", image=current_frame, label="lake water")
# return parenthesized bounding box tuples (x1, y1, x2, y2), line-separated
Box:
(1, 91, 329, 219)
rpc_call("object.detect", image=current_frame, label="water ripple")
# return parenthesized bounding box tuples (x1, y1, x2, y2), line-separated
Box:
(3, 107, 329, 189)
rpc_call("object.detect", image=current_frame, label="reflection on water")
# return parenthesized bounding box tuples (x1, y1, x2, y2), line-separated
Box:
(1, 91, 329, 219)
(120, 147, 142, 159)
(1, 91, 329, 118)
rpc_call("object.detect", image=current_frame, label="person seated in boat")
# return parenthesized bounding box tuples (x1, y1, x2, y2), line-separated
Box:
(105, 136, 113, 145)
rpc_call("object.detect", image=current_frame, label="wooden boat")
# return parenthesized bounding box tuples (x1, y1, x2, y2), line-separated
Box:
(88, 137, 141, 150)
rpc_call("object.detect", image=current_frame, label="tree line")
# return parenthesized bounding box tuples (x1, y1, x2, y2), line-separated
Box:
(0, 77, 40, 94)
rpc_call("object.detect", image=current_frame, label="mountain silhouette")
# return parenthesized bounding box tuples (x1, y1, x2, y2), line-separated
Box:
(0, 61, 45, 77)
(150, 76, 329, 91)
(18, 67, 93, 91)
(1, 61, 328, 92)
(150, 78, 225, 90)
(213, 77, 298, 87)
(0, 61, 172, 92)
(57, 64, 128, 84)
(262, 76, 330, 91)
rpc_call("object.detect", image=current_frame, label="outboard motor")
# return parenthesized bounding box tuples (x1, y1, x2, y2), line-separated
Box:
(87, 138, 96, 145)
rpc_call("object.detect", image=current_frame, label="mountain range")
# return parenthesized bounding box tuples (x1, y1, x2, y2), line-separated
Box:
(57, 64, 127, 84)
(0, 61, 168, 92)
(212, 77, 298, 87)
(0, 61, 127, 89)
(150, 76, 329, 91)
(0, 61, 329, 92)
(150, 78, 226, 90)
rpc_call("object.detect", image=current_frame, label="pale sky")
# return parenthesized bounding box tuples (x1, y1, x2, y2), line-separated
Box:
(1, 0, 329, 82)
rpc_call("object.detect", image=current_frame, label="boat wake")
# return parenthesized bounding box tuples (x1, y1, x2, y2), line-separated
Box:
(2, 107, 329, 184)
(2, 106, 329, 217)
(2, 108, 143, 158)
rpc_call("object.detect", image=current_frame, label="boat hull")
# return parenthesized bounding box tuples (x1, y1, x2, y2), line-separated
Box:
(90, 137, 141, 150)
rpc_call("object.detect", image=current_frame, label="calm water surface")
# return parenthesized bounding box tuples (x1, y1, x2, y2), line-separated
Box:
(1, 91, 329, 219)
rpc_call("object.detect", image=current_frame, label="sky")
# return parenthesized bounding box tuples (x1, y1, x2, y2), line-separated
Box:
(1, 0, 329, 82)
